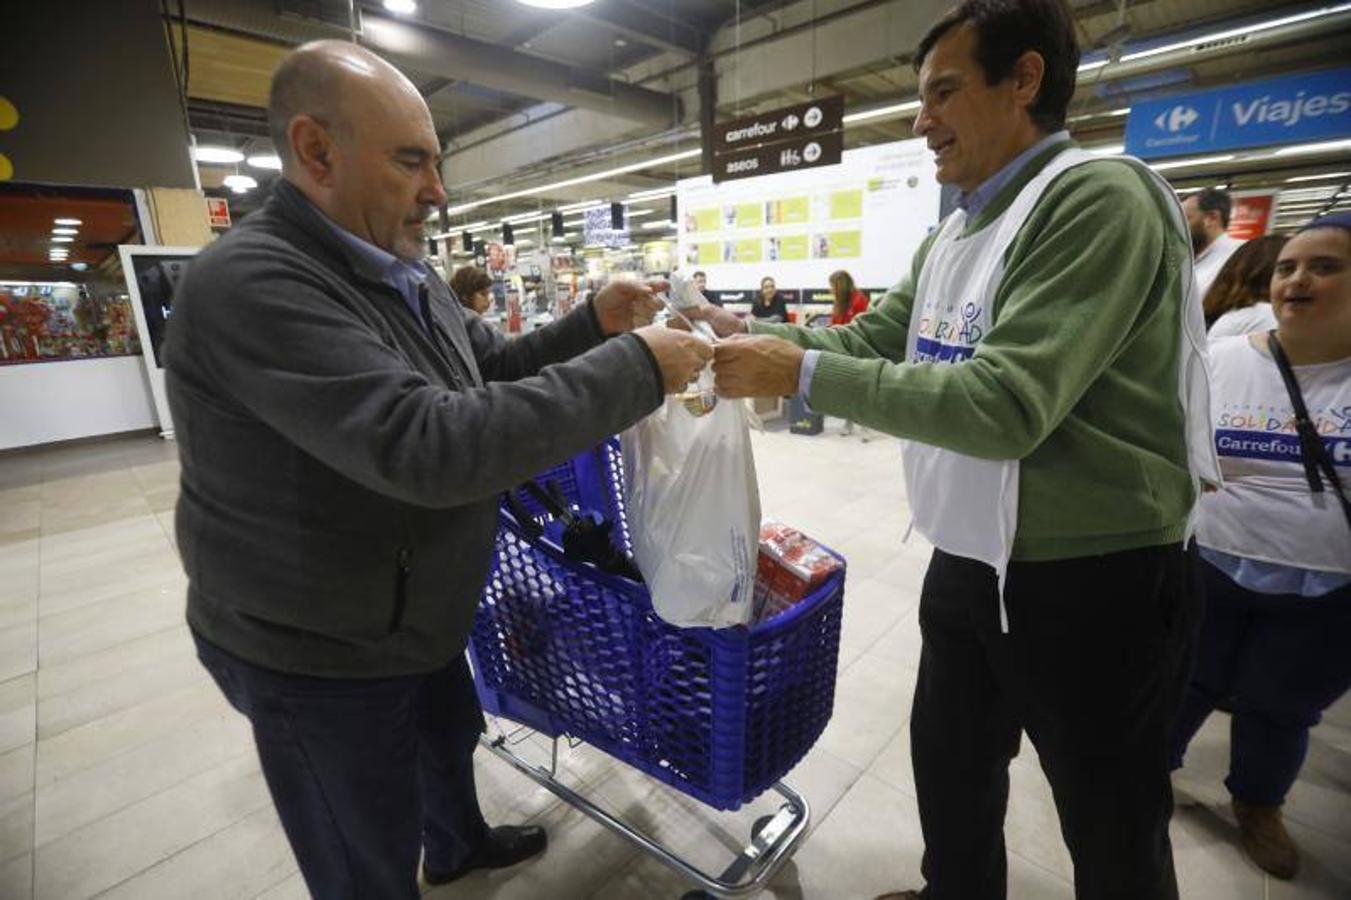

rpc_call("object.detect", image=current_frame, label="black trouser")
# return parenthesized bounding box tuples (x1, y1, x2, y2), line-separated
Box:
(1170, 559, 1351, 806)
(194, 633, 488, 900)
(910, 544, 1201, 900)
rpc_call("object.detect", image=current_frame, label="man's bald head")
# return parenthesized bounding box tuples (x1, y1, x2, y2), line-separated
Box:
(267, 40, 420, 171)
(264, 40, 446, 260)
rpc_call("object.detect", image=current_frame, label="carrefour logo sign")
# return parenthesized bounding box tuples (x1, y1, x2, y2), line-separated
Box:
(1125, 67, 1351, 160)
(1154, 105, 1200, 133)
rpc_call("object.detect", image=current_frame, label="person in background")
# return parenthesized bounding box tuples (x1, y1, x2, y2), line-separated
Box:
(829, 269, 871, 325)
(691, 270, 723, 306)
(1184, 188, 1245, 300)
(689, 1, 1219, 895)
(1204, 235, 1284, 338)
(449, 265, 494, 315)
(828, 269, 873, 436)
(165, 40, 711, 900)
(1169, 212, 1351, 882)
(752, 275, 790, 322)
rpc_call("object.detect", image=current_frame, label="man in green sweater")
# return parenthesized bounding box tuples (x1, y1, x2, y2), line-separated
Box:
(691, 2, 1217, 898)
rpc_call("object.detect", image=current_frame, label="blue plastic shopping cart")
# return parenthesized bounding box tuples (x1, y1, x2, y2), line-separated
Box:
(469, 439, 846, 897)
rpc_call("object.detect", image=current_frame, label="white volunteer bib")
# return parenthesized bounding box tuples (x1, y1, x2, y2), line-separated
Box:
(902, 148, 1220, 629)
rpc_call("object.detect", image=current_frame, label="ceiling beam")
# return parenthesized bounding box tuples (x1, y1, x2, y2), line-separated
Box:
(572, 3, 705, 57)
(182, 1, 680, 128)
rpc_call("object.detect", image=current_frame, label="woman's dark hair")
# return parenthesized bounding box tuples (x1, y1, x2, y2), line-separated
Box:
(449, 266, 493, 309)
(829, 269, 856, 316)
(914, 0, 1080, 133)
(1202, 235, 1286, 327)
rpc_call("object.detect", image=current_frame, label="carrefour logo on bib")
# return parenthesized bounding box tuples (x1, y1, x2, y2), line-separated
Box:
(1126, 67, 1351, 160)
(1216, 430, 1351, 467)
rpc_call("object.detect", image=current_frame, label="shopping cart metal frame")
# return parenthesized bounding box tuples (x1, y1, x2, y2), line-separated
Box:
(478, 719, 811, 899)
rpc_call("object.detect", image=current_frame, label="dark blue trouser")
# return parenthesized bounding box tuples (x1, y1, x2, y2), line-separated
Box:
(1170, 560, 1351, 806)
(194, 633, 488, 900)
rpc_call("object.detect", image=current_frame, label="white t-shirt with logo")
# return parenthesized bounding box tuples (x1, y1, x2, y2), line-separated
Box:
(1194, 233, 1245, 302)
(1197, 336, 1351, 575)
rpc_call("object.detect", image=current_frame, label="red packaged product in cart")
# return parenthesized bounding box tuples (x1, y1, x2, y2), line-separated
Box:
(753, 521, 841, 623)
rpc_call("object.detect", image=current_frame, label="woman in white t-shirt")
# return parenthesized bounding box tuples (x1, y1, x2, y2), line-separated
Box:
(1170, 213, 1351, 881)
(1204, 234, 1284, 339)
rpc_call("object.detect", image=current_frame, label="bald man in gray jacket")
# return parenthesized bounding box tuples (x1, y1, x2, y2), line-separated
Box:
(165, 40, 709, 900)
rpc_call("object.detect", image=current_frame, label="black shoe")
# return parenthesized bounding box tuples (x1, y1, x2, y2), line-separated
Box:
(422, 825, 548, 885)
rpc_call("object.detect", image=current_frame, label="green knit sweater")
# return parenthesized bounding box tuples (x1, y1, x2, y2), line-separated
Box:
(754, 142, 1195, 561)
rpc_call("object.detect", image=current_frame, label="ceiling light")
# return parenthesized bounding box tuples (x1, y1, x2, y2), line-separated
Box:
(503, 210, 550, 225)
(842, 99, 922, 125)
(446, 149, 701, 216)
(1279, 188, 1338, 199)
(48, 252, 69, 259)
(50, 236, 74, 243)
(1284, 171, 1351, 183)
(383, 0, 417, 13)
(1068, 106, 1132, 124)
(53, 217, 82, 226)
(642, 221, 675, 229)
(1273, 139, 1351, 157)
(246, 154, 282, 170)
(51, 227, 78, 236)
(1121, 3, 1351, 65)
(71, 262, 88, 271)
(223, 174, 257, 192)
(627, 186, 677, 200)
(1149, 154, 1235, 171)
(558, 199, 603, 213)
(515, 0, 597, 8)
(192, 145, 245, 164)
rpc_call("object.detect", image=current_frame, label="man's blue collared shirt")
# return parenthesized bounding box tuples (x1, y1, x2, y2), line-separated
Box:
(955, 130, 1069, 219)
(318, 211, 430, 330)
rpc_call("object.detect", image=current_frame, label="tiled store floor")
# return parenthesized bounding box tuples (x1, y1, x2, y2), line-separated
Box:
(1, 425, 1347, 899)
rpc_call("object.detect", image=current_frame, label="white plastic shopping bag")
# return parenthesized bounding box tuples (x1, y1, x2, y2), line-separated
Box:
(621, 301, 761, 627)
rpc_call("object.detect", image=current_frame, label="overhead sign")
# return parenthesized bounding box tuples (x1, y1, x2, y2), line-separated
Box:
(206, 197, 231, 229)
(713, 131, 844, 183)
(710, 96, 844, 155)
(1125, 67, 1351, 159)
(582, 206, 629, 248)
(1228, 193, 1274, 241)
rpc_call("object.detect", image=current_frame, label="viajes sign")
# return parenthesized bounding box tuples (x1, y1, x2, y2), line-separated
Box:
(1125, 68, 1351, 159)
